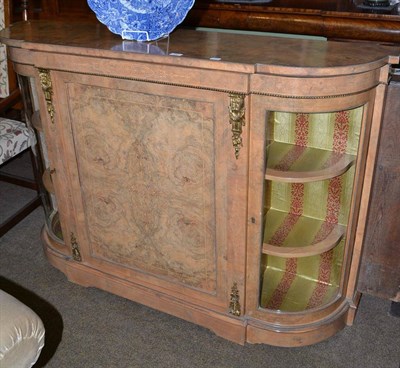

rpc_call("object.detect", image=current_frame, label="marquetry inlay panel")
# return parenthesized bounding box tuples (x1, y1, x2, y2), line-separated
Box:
(68, 83, 217, 291)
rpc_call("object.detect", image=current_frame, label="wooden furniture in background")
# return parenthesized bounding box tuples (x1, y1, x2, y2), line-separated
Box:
(11, 0, 95, 22)
(183, 0, 400, 43)
(358, 78, 400, 303)
(1, 21, 398, 346)
(12, 0, 399, 43)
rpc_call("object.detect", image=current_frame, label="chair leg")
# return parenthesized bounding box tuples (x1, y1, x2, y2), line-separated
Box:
(0, 196, 41, 237)
(0, 150, 43, 237)
(0, 171, 37, 189)
(0, 150, 39, 190)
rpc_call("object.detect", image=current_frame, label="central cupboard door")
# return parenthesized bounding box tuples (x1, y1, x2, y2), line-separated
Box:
(51, 70, 247, 313)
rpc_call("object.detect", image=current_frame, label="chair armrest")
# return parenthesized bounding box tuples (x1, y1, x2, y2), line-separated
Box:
(0, 89, 21, 115)
(0, 290, 45, 368)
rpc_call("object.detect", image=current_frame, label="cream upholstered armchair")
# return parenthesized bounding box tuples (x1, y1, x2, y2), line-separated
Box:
(0, 290, 45, 368)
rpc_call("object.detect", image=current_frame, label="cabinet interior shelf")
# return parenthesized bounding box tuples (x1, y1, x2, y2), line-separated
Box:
(261, 266, 340, 312)
(262, 209, 346, 258)
(265, 142, 356, 183)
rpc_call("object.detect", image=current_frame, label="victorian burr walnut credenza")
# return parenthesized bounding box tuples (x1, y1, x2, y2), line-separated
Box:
(1, 21, 399, 346)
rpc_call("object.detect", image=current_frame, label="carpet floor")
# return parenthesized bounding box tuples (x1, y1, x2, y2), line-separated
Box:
(1, 153, 399, 368)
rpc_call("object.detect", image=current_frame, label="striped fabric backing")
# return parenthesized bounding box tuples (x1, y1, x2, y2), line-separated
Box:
(260, 107, 362, 312)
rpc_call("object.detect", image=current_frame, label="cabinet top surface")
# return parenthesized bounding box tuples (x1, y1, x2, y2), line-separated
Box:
(1, 21, 399, 76)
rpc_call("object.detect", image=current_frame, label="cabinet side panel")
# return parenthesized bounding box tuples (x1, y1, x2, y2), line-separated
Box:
(67, 82, 217, 292)
(358, 81, 400, 301)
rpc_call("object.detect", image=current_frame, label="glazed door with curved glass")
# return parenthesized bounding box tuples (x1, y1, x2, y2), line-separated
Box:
(245, 68, 387, 345)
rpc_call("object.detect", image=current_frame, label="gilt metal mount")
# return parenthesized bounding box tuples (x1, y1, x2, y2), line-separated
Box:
(38, 68, 55, 124)
(228, 93, 246, 159)
(229, 282, 241, 316)
(70, 232, 82, 262)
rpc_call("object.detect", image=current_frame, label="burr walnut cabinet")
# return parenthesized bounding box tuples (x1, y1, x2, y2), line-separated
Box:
(1, 21, 398, 346)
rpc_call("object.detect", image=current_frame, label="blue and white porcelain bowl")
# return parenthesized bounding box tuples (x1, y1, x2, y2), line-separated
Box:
(87, 0, 195, 42)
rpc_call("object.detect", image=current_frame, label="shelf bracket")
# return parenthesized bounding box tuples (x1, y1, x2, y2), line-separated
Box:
(70, 232, 82, 262)
(229, 282, 241, 316)
(228, 93, 246, 159)
(38, 68, 55, 124)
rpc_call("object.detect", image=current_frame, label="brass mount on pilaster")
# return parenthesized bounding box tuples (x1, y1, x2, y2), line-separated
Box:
(38, 68, 55, 124)
(229, 282, 241, 316)
(70, 232, 82, 262)
(228, 93, 246, 160)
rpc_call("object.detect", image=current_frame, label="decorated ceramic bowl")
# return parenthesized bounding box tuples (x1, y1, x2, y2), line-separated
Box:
(87, 0, 195, 42)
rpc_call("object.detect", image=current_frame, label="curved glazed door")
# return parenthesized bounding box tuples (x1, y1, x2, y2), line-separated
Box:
(245, 68, 388, 346)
